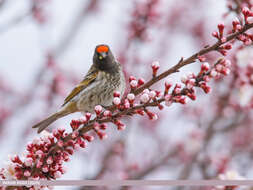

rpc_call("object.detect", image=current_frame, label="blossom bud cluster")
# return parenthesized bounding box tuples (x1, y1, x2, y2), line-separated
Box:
(242, 7, 253, 24)
(0, 126, 94, 187)
(110, 59, 232, 123)
(164, 59, 231, 106)
(212, 22, 226, 44)
(212, 10, 253, 55)
(129, 76, 145, 90)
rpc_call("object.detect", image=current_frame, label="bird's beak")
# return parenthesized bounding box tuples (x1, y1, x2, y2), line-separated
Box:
(101, 52, 107, 58)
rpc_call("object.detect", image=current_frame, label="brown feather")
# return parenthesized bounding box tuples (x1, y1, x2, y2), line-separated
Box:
(62, 70, 98, 107)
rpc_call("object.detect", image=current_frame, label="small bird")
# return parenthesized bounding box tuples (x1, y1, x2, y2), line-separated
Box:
(32, 44, 126, 133)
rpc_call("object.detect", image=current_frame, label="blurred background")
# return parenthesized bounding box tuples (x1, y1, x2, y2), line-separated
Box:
(1, 0, 253, 189)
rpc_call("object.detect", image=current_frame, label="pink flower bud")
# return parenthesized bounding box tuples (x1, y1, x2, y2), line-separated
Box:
(146, 110, 158, 120)
(156, 90, 163, 98)
(57, 140, 64, 147)
(11, 155, 23, 165)
(51, 164, 59, 171)
(197, 55, 206, 62)
(149, 90, 156, 99)
(186, 78, 196, 89)
(158, 104, 164, 110)
(151, 113, 158, 120)
(203, 76, 210, 82)
(24, 157, 33, 167)
(143, 89, 150, 94)
(217, 22, 225, 38)
(201, 62, 210, 72)
(130, 80, 138, 88)
(129, 76, 136, 82)
(83, 135, 94, 142)
(151, 61, 160, 69)
(187, 92, 196, 100)
(66, 148, 74, 155)
(151, 61, 160, 77)
(223, 59, 231, 67)
(99, 123, 107, 130)
(72, 130, 79, 139)
(53, 129, 61, 139)
(221, 37, 227, 43)
(136, 109, 145, 115)
(218, 23, 225, 31)
(212, 31, 219, 38)
(179, 96, 188, 104)
(138, 78, 145, 86)
(93, 122, 100, 130)
(103, 110, 112, 117)
(181, 75, 187, 83)
(164, 94, 172, 101)
(216, 64, 223, 72)
(24, 170, 31, 177)
(32, 137, 40, 145)
(187, 72, 195, 79)
(189, 78, 196, 85)
(42, 166, 49, 173)
(221, 68, 231, 75)
(236, 25, 242, 30)
(173, 84, 181, 94)
(97, 131, 108, 140)
(242, 7, 250, 16)
(36, 161, 43, 168)
(114, 120, 126, 130)
(201, 84, 212, 93)
(232, 18, 239, 24)
(47, 157, 53, 165)
(127, 93, 135, 101)
(140, 93, 150, 103)
(210, 70, 218, 77)
(165, 79, 173, 88)
(79, 116, 87, 123)
(124, 99, 130, 109)
(67, 140, 75, 147)
(113, 97, 121, 105)
(79, 140, 87, 148)
(35, 150, 43, 158)
(70, 119, 81, 130)
(224, 43, 232, 50)
(94, 105, 103, 115)
(54, 171, 62, 178)
(113, 91, 121, 97)
(85, 113, 91, 121)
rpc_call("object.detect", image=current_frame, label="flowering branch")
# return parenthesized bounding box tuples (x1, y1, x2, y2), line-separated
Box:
(2, 7, 253, 189)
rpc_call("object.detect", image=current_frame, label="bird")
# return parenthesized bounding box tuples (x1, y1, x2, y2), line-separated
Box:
(32, 44, 126, 133)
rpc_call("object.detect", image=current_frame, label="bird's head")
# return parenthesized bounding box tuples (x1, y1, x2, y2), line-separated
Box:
(93, 44, 116, 72)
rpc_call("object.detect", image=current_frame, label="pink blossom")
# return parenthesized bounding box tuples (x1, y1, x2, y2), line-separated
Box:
(113, 97, 121, 105)
(94, 105, 103, 115)
(130, 80, 138, 88)
(127, 93, 135, 101)
(140, 93, 150, 103)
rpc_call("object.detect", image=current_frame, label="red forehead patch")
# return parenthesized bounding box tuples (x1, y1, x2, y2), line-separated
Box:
(96, 45, 109, 53)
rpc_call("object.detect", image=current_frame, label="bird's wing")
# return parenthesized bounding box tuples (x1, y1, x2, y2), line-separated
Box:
(62, 70, 99, 107)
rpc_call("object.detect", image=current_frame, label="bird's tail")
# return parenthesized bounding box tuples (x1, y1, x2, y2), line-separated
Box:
(32, 111, 68, 133)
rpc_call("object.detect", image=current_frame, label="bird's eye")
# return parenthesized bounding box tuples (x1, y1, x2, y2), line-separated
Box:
(99, 56, 103, 60)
